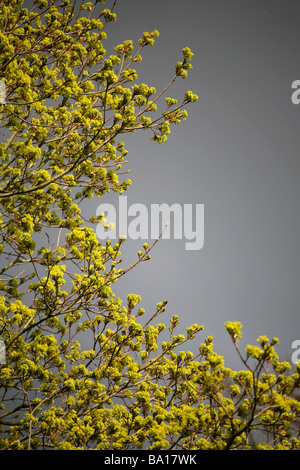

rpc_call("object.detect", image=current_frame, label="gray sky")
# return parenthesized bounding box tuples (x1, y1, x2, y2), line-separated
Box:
(20, 0, 300, 369)
(100, 0, 300, 368)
